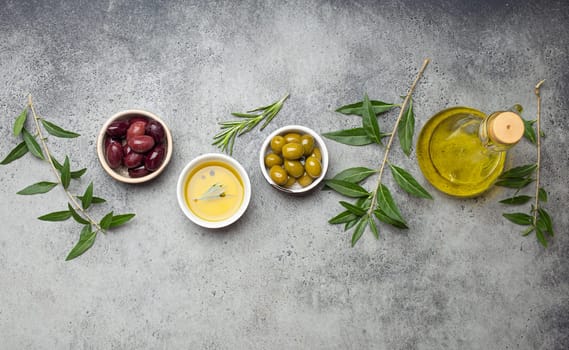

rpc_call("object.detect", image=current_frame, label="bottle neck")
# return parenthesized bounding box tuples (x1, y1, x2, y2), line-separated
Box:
(478, 108, 524, 152)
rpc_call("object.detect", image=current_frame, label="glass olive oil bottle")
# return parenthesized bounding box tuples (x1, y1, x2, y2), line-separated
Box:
(417, 106, 524, 197)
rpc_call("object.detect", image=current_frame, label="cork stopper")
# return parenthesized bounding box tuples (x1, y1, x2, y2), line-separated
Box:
(487, 111, 524, 145)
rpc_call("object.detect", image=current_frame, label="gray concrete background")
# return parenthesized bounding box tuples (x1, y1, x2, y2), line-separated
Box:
(1, 0, 568, 349)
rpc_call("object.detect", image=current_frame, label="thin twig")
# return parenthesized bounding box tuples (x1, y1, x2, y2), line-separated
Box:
(367, 59, 430, 215)
(532, 80, 545, 225)
(28, 95, 102, 231)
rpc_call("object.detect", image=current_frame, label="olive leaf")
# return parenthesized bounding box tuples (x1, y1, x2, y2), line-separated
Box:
(22, 128, 44, 160)
(17, 181, 58, 195)
(336, 100, 396, 116)
(100, 211, 114, 230)
(374, 208, 408, 229)
(351, 216, 369, 247)
(368, 216, 379, 239)
(77, 195, 106, 204)
(66, 229, 97, 261)
(325, 179, 370, 198)
(81, 182, 94, 209)
(535, 226, 547, 247)
(389, 164, 433, 199)
(13, 108, 28, 136)
(41, 120, 80, 138)
(109, 213, 136, 228)
(362, 94, 382, 144)
(538, 208, 553, 236)
(502, 212, 533, 225)
(495, 177, 534, 189)
(499, 164, 537, 179)
(330, 167, 377, 184)
(499, 195, 532, 205)
(61, 156, 71, 189)
(38, 210, 72, 222)
(376, 184, 406, 225)
(538, 188, 547, 202)
(339, 201, 366, 216)
(523, 118, 537, 144)
(0, 142, 28, 165)
(397, 97, 415, 156)
(52, 156, 87, 179)
(68, 203, 89, 225)
(329, 210, 359, 224)
(322, 128, 376, 146)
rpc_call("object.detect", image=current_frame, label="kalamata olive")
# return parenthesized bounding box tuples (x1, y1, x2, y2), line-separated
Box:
(144, 144, 165, 171)
(145, 120, 165, 144)
(284, 133, 302, 144)
(301, 134, 315, 156)
(305, 156, 322, 178)
(128, 116, 148, 125)
(264, 153, 283, 168)
(128, 135, 155, 153)
(298, 173, 313, 187)
(282, 143, 304, 160)
(269, 165, 288, 185)
(126, 121, 147, 140)
(284, 159, 304, 178)
(105, 136, 121, 150)
(123, 150, 144, 168)
(128, 165, 150, 178)
(123, 144, 132, 156)
(105, 141, 123, 169)
(106, 120, 129, 137)
(270, 136, 285, 155)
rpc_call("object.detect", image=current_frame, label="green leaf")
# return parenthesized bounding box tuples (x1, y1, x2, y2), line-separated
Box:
(61, 156, 71, 189)
(325, 179, 370, 198)
(538, 208, 553, 236)
(523, 118, 536, 144)
(397, 98, 415, 156)
(66, 231, 97, 261)
(51, 156, 63, 171)
(499, 164, 537, 179)
(71, 168, 87, 179)
(38, 210, 71, 222)
(521, 227, 534, 236)
(81, 182, 93, 209)
(389, 164, 433, 199)
(344, 218, 359, 231)
(339, 201, 366, 216)
(361, 94, 382, 144)
(1, 142, 28, 165)
(336, 100, 396, 116)
(376, 184, 407, 225)
(22, 128, 44, 160)
(331, 167, 377, 184)
(374, 208, 408, 229)
(13, 108, 28, 136)
(499, 195, 532, 205)
(502, 212, 533, 226)
(368, 216, 379, 239)
(322, 128, 375, 146)
(41, 119, 80, 138)
(329, 210, 358, 224)
(351, 216, 368, 247)
(538, 188, 548, 202)
(80, 224, 92, 239)
(535, 226, 547, 248)
(494, 178, 534, 189)
(77, 195, 106, 204)
(109, 213, 136, 228)
(100, 211, 114, 230)
(17, 181, 57, 195)
(68, 203, 90, 225)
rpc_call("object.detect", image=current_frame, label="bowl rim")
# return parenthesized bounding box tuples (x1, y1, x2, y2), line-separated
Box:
(97, 109, 173, 184)
(176, 153, 252, 229)
(259, 125, 328, 194)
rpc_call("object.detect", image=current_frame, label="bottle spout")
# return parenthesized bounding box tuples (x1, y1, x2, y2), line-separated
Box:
(510, 104, 523, 114)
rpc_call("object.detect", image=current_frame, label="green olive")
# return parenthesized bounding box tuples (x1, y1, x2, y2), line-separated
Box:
(284, 176, 296, 188)
(310, 147, 322, 161)
(301, 134, 315, 156)
(270, 136, 285, 155)
(269, 165, 288, 185)
(281, 143, 304, 160)
(284, 159, 304, 178)
(305, 156, 322, 178)
(264, 153, 282, 168)
(284, 133, 301, 144)
(298, 173, 313, 187)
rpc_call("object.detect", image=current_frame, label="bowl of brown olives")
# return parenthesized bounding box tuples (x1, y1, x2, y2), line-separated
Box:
(97, 109, 173, 184)
(259, 125, 328, 194)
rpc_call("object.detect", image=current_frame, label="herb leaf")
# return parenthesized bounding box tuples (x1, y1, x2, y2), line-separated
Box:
(329, 210, 358, 224)
(336, 100, 396, 116)
(13, 108, 28, 136)
(77, 195, 106, 204)
(17, 181, 58, 195)
(68, 203, 90, 225)
(0, 142, 29, 165)
(100, 211, 114, 230)
(109, 213, 136, 228)
(322, 128, 375, 146)
(523, 118, 536, 144)
(499, 164, 537, 179)
(41, 120, 80, 138)
(325, 179, 370, 198)
(538, 188, 548, 202)
(66, 231, 97, 261)
(331, 167, 377, 184)
(377, 184, 407, 225)
(502, 212, 533, 225)
(535, 226, 547, 247)
(61, 156, 71, 189)
(38, 210, 72, 222)
(339, 201, 366, 216)
(494, 177, 534, 188)
(538, 208, 553, 236)
(397, 97, 415, 156)
(351, 216, 368, 247)
(81, 182, 94, 209)
(374, 208, 408, 229)
(389, 164, 432, 199)
(499, 195, 532, 205)
(22, 128, 44, 160)
(368, 216, 379, 239)
(362, 94, 382, 144)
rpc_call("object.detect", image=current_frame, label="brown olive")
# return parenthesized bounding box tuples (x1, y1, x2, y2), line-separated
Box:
(144, 144, 165, 171)
(284, 159, 304, 178)
(298, 173, 313, 187)
(269, 165, 288, 185)
(284, 176, 296, 188)
(281, 143, 304, 160)
(105, 141, 123, 169)
(284, 133, 301, 144)
(310, 147, 322, 161)
(264, 153, 283, 168)
(305, 156, 322, 178)
(126, 120, 147, 141)
(270, 136, 285, 155)
(128, 135, 155, 153)
(301, 134, 315, 156)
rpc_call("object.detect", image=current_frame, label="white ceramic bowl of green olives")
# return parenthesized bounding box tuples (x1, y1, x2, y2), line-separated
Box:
(259, 125, 328, 194)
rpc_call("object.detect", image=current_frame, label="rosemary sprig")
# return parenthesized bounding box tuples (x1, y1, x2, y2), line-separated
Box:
(212, 93, 289, 155)
(1, 95, 135, 260)
(498, 80, 555, 247)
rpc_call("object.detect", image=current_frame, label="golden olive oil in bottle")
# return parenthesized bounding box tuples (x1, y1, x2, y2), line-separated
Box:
(417, 106, 524, 197)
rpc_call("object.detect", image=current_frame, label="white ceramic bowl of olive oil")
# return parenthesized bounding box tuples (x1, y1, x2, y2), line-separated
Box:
(177, 153, 251, 229)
